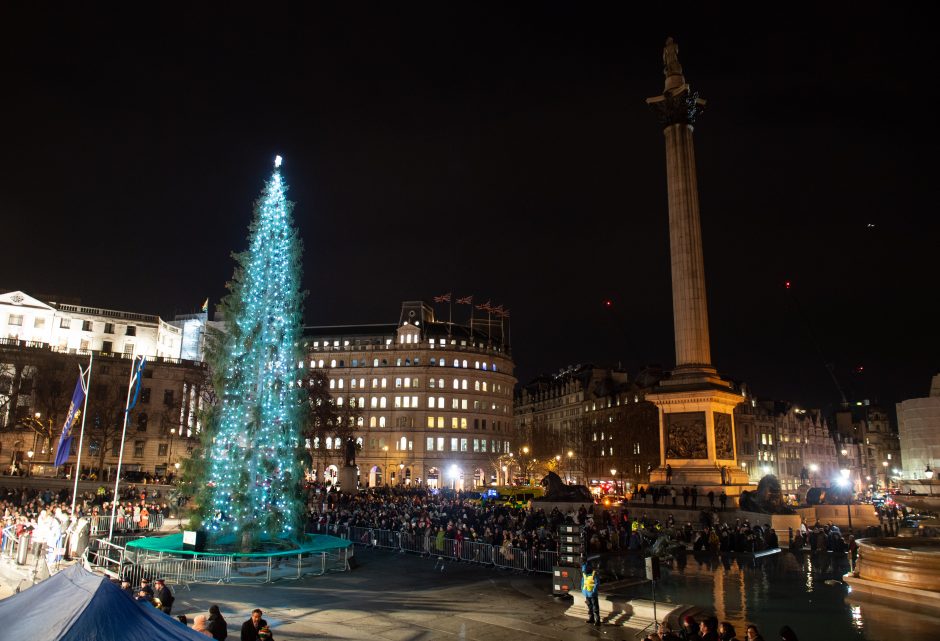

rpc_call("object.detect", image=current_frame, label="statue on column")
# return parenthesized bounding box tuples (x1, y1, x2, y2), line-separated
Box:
(663, 37, 683, 78)
(344, 437, 357, 467)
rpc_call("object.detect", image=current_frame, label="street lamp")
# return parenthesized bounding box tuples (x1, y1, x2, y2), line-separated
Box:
(926, 465, 934, 496)
(522, 446, 530, 484)
(449, 464, 459, 491)
(383, 445, 389, 485)
(809, 463, 819, 486)
(840, 468, 853, 533)
(399, 462, 405, 486)
(26, 450, 34, 477)
(882, 460, 889, 491)
(567, 450, 574, 483)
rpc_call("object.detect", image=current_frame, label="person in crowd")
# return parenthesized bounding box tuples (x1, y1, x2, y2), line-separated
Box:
(206, 604, 229, 641)
(718, 621, 738, 641)
(778, 626, 798, 641)
(699, 616, 719, 641)
(153, 578, 174, 615)
(241, 609, 273, 641)
(581, 561, 600, 626)
(193, 614, 214, 637)
(177, 615, 189, 625)
(680, 615, 700, 641)
(745, 624, 765, 641)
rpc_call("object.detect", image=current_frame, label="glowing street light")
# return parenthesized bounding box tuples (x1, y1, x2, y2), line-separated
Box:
(926, 465, 934, 496)
(449, 464, 459, 490)
(839, 468, 853, 532)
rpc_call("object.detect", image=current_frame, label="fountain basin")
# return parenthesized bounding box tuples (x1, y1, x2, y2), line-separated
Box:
(844, 537, 940, 611)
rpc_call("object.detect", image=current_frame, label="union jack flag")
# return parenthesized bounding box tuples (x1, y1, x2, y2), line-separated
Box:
(475, 300, 492, 312)
(433, 292, 451, 303)
(456, 295, 473, 305)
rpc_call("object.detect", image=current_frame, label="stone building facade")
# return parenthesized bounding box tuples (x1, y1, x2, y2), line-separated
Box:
(897, 374, 940, 482)
(301, 301, 516, 490)
(513, 365, 660, 490)
(1, 290, 183, 361)
(0, 339, 206, 480)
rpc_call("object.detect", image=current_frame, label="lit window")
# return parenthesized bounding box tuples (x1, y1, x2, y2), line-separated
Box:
(412, 396, 418, 407)
(438, 379, 444, 388)
(461, 399, 468, 410)
(369, 417, 377, 428)
(318, 359, 325, 368)
(371, 398, 378, 409)
(429, 397, 436, 409)
(437, 416, 444, 428)
(474, 381, 480, 391)
(427, 437, 434, 450)
(482, 382, 488, 392)
(336, 397, 344, 407)
(461, 379, 467, 390)
(427, 417, 435, 428)
(380, 397, 387, 408)
(460, 438, 467, 451)
(429, 378, 436, 389)
(379, 416, 386, 428)
(461, 418, 467, 429)
(482, 362, 488, 371)
(381, 378, 387, 388)
(438, 396, 444, 407)
(453, 359, 459, 367)
(330, 360, 336, 367)
(437, 437, 444, 451)
(452, 417, 458, 429)
(462, 360, 468, 368)
(451, 438, 458, 451)
(329, 379, 336, 389)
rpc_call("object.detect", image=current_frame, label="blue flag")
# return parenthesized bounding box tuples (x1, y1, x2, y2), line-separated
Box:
(54, 377, 85, 467)
(126, 356, 147, 412)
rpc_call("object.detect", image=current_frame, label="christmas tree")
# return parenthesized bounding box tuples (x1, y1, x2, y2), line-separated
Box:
(195, 156, 305, 548)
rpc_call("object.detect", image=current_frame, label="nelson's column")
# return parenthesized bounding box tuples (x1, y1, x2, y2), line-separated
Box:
(645, 38, 751, 498)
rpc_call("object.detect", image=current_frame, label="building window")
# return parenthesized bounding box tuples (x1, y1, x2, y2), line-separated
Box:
(126, 326, 136, 336)
(451, 438, 458, 451)
(451, 417, 458, 429)
(7, 315, 23, 326)
(60, 318, 71, 329)
(379, 416, 386, 428)
(34, 317, 45, 329)
(136, 412, 148, 431)
(427, 416, 435, 428)
(82, 320, 93, 331)
(158, 444, 168, 457)
(134, 441, 145, 457)
(427, 437, 435, 451)
(164, 390, 174, 406)
(124, 343, 134, 355)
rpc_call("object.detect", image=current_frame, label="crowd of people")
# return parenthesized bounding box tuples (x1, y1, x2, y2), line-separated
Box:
(0, 483, 171, 565)
(646, 615, 800, 640)
(120, 573, 272, 640)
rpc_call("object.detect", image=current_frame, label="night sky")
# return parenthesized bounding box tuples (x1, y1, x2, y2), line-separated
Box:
(2, 5, 936, 413)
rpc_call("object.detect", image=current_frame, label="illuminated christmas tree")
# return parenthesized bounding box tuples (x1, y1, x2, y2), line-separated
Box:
(196, 156, 305, 547)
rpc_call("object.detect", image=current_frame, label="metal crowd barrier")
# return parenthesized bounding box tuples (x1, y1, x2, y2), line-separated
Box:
(335, 524, 558, 574)
(84, 536, 351, 586)
(88, 513, 164, 536)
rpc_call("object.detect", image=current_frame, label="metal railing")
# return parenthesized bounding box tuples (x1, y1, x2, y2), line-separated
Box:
(328, 524, 558, 574)
(84, 535, 351, 586)
(87, 513, 164, 536)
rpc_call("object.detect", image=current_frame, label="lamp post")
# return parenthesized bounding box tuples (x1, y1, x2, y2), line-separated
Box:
(926, 465, 934, 496)
(450, 464, 459, 491)
(26, 450, 34, 477)
(610, 468, 617, 494)
(522, 446, 530, 484)
(840, 468, 853, 534)
(383, 445, 389, 485)
(809, 463, 819, 487)
(567, 450, 574, 484)
(882, 460, 889, 491)
(501, 465, 508, 486)
(399, 462, 405, 487)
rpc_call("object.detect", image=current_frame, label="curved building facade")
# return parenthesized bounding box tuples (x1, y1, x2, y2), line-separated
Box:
(302, 301, 516, 490)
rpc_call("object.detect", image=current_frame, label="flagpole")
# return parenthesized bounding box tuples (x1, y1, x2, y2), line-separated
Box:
(70, 353, 94, 516)
(108, 353, 141, 540)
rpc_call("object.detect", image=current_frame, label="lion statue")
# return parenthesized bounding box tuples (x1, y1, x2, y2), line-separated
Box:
(537, 472, 594, 503)
(738, 474, 794, 514)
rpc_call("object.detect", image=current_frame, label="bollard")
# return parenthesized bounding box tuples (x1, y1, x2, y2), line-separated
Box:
(16, 533, 30, 565)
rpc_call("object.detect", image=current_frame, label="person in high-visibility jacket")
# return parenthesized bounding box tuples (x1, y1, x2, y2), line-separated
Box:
(581, 562, 600, 626)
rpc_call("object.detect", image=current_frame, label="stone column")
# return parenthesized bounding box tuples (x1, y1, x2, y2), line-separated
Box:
(664, 123, 712, 370)
(647, 38, 715, 377)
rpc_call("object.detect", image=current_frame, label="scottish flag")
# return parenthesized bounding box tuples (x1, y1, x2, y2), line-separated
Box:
(54, 377, 85, 466)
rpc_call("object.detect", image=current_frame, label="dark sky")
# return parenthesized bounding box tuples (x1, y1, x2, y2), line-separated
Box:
(2, 5, 937, 413)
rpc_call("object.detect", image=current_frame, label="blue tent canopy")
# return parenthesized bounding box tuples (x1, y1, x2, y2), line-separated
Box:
(0, 564, 210, 641)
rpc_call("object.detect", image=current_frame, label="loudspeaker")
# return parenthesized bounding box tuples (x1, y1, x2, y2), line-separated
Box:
(182, 530, 206, 552)
(645, 556, 660, 581)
